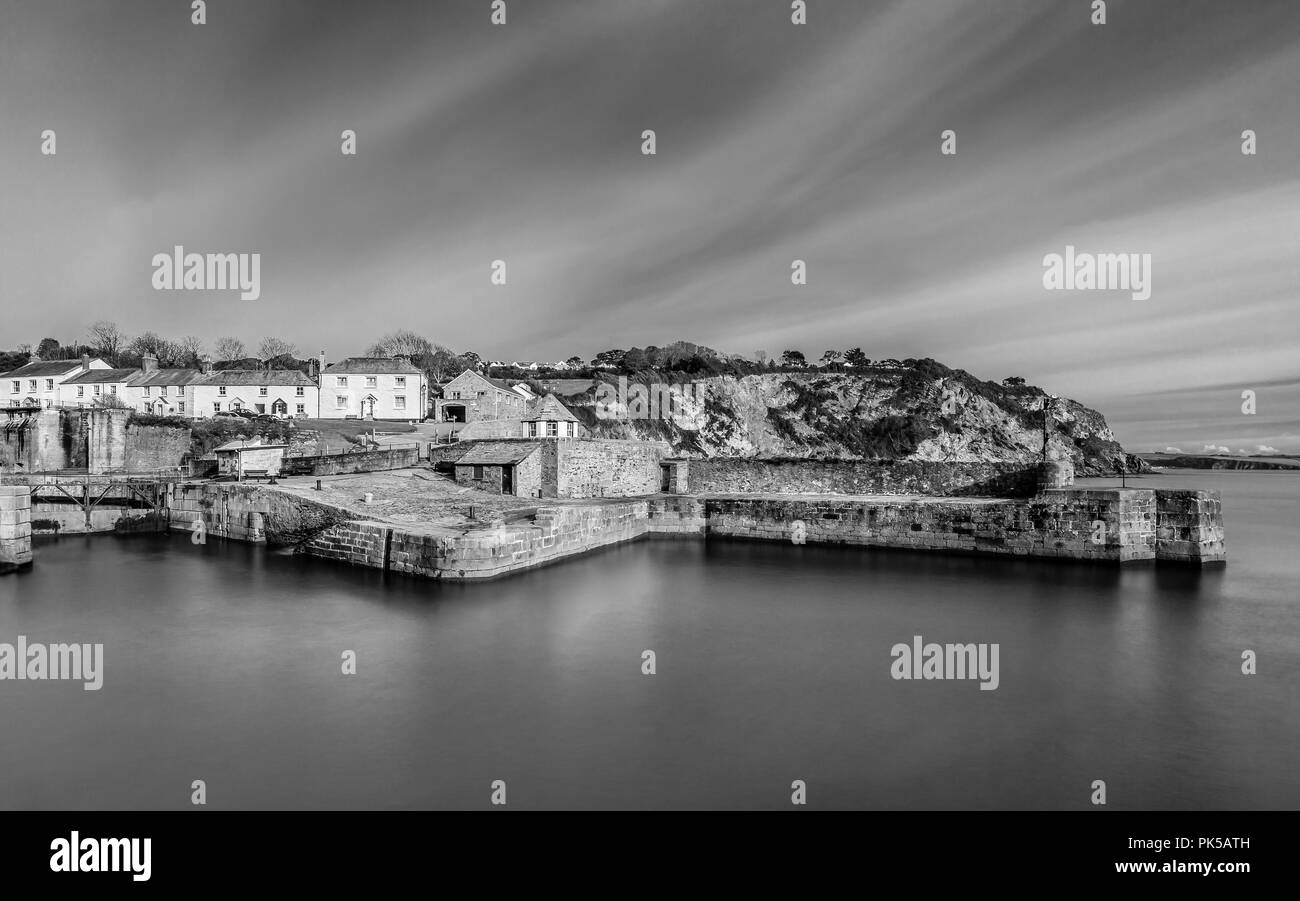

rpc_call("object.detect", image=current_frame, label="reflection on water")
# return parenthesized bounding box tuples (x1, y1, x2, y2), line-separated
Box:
(1, 470, 1297, 809)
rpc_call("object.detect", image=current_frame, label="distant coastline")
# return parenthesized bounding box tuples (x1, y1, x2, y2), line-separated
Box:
(1138, 453, 1300, 472)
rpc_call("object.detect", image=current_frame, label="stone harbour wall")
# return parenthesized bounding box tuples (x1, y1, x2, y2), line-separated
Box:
(307, 501, 652, 579)
(1155, 489, 1226, 565)
(683, 458, 1045, 498)
(701, 488, 1156, 562)
(0, 485, 33, 573)
(281, 445, 419, 476)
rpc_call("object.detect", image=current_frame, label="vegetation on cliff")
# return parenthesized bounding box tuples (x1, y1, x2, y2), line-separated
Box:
(547, 357, 1131, 476)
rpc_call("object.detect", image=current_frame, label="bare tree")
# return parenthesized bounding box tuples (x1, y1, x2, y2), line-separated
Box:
(366, 329, 435, 358)
(257, 337, 297, 361)
(128, 332, 172, 360)
(213, 336, 246, 361)
(87, 321, 126, 360)
(177, 335, 205, 367)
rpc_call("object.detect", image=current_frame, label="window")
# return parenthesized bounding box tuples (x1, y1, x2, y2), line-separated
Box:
(45, 379, 54, 391)
(528, 422, 537, 437)
(159, 386, 166, 396)
(295, 387, 304, 397)
(213, 402, 220, 412)
(365, 376, 376, 388)
(259, 387, 268, 396)
(109, 385, 117, 395)
(28, 380, 36, 391)
(547, 421, 558, 437)
(473, 465, 484, 480)
(218, 386, 227, 396)
(93, 385, 101, 396)
(296, 404, 305, 414)
(77, 386, 85, 397)
(336, 377, 347, 387)
(394, 377, 405, 388)
(178, 402, 185, 413)
(394, 396, 405, 410)
(336, 395, 347, 409)
(255, 403, 265, 414)
(144, 386, 151, 396)
(10, 381, 18, 394)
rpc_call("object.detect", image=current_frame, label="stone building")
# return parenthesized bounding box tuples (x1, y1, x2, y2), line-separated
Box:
(320, 356, 428, 420)
(453, 440, 545, 497)
(3, 355, 112, 408)
(435, 369, 532, 423)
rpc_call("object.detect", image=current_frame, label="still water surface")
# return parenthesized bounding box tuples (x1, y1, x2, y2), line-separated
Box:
(1, 469, 1296, 809)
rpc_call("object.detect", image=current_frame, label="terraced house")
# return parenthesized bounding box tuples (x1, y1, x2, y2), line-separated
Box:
(128, 355, 206, 416)
(3, 355, 111, 407)
(319, 356, 427, 420)
(189, 368, 319, 419)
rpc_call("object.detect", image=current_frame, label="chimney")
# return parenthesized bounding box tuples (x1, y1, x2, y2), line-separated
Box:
(81, 353, 91, 373)
(199, 356, 214, 375)
(142, 354, 158, 373)
(318, 350, 326, 379)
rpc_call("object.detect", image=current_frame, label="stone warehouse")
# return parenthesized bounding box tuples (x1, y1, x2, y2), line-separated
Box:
(443, 436, 670, 498)
(454, 441, 545, 497)
(435, 369, 533, 423)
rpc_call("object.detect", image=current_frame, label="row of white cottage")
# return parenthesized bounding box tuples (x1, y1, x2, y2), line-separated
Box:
(2, 353, 429, 420)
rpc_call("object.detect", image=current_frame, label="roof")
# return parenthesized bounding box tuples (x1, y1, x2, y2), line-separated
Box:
(456, 440, 544, 465)
(322, 357, 423, 375)
(213, 439, 289, 453)
(450, 369, 518, 393)
(1, 359, 103, 378)
(524, 394, 579, 422)
(62, 368, 139, 385)
(128, 369, 207, 388)
(196, 369, 315, 387)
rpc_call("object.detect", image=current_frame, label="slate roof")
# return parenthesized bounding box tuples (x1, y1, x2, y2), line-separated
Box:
(1, 359, 105, 378)
(451, 369, 519, 393)
(456, 440, 544, 466)
(322, 357, 423, 375)
(62, 368, 140, 385)
(213, 439, 289, 453)
(524, 394, 579, 422)
(195, 369, 315, 387)
(128, 369, 207, 388)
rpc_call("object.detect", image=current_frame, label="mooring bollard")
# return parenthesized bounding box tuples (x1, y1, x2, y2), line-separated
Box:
(315, 479, 322, 491)
(364, 492, 374, 504)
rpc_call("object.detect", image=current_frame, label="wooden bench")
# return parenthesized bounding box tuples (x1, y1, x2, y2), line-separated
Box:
(241, 469, 270, 482)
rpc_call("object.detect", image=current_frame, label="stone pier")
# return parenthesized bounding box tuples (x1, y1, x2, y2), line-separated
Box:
(0, 485, 33, 573)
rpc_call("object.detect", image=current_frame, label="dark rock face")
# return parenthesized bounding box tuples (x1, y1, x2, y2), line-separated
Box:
(560, 361, 1132, 475)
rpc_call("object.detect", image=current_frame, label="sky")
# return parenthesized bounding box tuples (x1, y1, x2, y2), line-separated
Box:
(1, 0, 1298, 453)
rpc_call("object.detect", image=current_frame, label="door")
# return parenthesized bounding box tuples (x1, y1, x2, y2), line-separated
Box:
(502, 465, 514, 496)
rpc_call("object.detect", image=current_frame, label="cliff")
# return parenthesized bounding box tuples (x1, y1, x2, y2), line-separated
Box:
(552, 360, 1132, 476)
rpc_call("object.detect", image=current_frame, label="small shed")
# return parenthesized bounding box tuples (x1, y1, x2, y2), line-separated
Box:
(213, 439, 289, 480)
(453, 440, 544, 497)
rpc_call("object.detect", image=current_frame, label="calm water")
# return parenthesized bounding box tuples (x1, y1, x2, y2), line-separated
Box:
(2, 470, 1297, 810)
